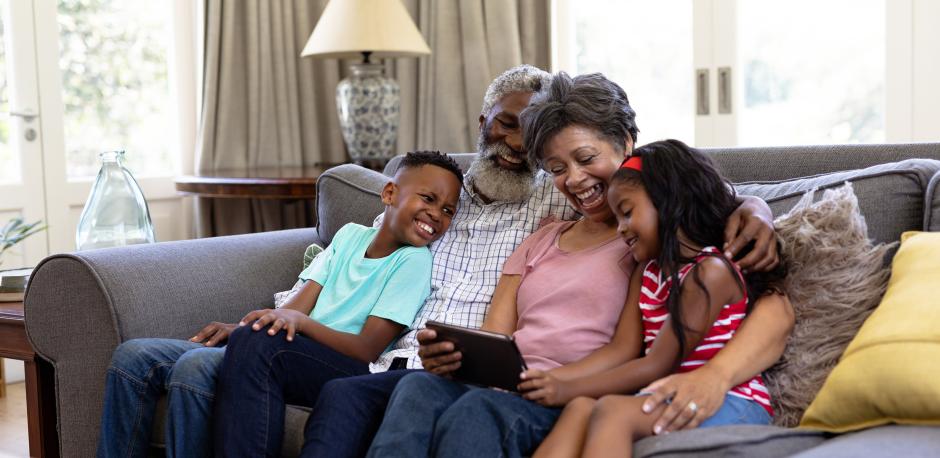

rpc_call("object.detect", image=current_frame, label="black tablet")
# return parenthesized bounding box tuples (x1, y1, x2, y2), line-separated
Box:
(424, 321, 528, 392)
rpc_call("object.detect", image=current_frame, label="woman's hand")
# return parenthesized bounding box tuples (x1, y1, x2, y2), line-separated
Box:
(724, 195, 778, 272)
(239, 308, 309, 341)
(639, 365, 730, 434)
(190, 321, 236, 347)
(416, 329, 462, 376)
(518, 369, 574, 407)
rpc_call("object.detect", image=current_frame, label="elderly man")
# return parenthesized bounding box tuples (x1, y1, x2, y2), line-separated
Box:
(280, 65, 793, 458)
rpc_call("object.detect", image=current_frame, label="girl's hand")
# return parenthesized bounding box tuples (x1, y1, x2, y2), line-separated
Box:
(416, 329, 462, 376)
(518, 369, 573, 406)
(239, 308, 309, 341)
(639, 365, 729, 434)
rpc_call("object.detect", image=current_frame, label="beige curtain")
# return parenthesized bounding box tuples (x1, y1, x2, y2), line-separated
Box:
(196, 0, 549, 237)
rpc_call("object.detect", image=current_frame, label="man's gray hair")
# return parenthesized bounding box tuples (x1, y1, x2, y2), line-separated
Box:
(480, 65, 551, 116)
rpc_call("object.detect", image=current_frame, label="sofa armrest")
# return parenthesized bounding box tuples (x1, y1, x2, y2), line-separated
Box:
(316, 164, 389, 245)
(23, 227, 320, 457)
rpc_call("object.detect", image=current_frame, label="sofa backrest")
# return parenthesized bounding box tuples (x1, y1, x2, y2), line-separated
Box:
(362, 145, 940, 250)
(705, 142, 940, 182)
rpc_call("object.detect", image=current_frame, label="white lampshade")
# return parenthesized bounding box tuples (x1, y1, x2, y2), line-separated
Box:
(301, 0, 431, 59)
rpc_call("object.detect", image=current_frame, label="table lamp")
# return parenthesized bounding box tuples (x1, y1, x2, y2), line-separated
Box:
(301, 0, 431, 169)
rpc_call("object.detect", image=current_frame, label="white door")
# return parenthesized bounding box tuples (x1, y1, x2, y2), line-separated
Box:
(0, 0, 48, 268)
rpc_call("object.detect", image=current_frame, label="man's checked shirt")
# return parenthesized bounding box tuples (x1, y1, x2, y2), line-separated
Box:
(371, 171, 575, 371)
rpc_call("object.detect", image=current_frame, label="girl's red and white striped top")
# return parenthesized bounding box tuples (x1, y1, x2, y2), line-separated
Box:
(639, 246, 773, 416)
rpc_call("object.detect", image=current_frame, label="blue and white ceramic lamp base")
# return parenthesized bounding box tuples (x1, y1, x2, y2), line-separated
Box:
(336, 63, 400, 169)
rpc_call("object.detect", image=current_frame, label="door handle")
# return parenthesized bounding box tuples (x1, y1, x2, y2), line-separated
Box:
(696, 69, 710, 115)
(9, 110, 38, 122)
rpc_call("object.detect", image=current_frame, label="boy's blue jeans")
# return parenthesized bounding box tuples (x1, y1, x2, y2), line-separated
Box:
(97, 338, 224, 458)
(367, 371, 562, 458)
(213, 325, 370, 458)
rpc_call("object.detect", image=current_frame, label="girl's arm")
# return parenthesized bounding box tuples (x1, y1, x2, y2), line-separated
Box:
(420, 273, 521, 375)
(640, 293, 794, 432)
(549, 266, 644, 381)
(529, 257, 740, 404)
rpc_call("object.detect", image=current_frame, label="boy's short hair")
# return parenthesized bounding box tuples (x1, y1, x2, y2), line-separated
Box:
(395, 151, 464, 185)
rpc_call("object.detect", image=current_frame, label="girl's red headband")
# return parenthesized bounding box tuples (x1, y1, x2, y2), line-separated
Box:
(620, 155, 642, 171)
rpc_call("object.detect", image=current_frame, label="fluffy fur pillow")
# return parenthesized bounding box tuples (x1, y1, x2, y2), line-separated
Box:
(763, 183, 895, 427)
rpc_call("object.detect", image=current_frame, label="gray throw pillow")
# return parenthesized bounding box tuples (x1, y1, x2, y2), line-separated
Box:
(763, 183, 894, 427)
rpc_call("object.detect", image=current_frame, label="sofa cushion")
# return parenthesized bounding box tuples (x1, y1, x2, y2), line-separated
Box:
(633, 425, 825, 458)
(800, 231, 940, 432)
(733, 159, 940, 246)
(790, 425, 940, 458)
(763, 184, 893, 427)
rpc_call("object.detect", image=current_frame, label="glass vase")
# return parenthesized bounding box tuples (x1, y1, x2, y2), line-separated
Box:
(75, 151, 156, 250)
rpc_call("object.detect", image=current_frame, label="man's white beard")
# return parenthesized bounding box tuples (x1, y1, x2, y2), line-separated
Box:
(465, 138, 537, 203)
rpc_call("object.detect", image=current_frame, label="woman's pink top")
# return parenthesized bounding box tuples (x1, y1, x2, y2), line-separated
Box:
(502, 221, 634, 372)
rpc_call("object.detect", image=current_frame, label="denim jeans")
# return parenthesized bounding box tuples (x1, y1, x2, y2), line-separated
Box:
(699, 393, 772, 427)
(302, 369, 418, 458)
(212, 325, 370, 458)
(96, 338, 225, 458)
(367, 371, 562, 458)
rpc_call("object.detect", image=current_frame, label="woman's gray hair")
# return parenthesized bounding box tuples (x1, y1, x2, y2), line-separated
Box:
(480, 65, 551, 117)
(521, 72, 639, 168)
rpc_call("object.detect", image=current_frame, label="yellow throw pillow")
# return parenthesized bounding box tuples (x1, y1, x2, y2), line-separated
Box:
(800, 231, 940, 432)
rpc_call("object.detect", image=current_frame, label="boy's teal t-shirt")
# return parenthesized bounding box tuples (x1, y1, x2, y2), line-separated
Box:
(299, 223, 432, 334)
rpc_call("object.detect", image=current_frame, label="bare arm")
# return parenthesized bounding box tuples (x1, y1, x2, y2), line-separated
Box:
(296, 316, 405, 363)
(641, 292, 795, 432)
(480, 274, 521, 335)
(241, 280, 405, 363)
(193, 279, 322, 347)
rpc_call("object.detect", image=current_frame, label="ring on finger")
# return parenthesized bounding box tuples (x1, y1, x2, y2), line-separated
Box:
(687, 401, 698, 414)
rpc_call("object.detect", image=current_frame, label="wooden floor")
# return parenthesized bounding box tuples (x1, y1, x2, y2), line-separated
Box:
(0, 382, 29, 457)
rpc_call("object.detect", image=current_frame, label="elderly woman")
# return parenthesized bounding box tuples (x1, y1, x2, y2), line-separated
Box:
(366, 72, 794, 458)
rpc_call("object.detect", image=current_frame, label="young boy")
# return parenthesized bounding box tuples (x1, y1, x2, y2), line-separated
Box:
(231, 150, 463, 357)
(211, 151, 462, 456)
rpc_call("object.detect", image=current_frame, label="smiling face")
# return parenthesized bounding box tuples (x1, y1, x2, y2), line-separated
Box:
(540, 124, 632, 223)
(607, 178, 660, 263)
(479, 91, 533, 172)
(382, 164, 462, 248)
(467, 91, 540, 203)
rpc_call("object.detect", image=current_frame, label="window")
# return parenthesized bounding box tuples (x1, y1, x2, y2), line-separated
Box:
(738, 0, 885, 146)
(554, 0, 888, 147)
(58, 0, 176, 178)
(555, 0, 694, 145)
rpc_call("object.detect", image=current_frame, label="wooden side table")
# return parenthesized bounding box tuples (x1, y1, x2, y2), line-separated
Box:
(174, 164, 341, 200)
(0, 301, 59, 457)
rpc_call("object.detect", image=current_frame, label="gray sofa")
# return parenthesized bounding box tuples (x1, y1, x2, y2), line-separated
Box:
(24, 143, 940, 457)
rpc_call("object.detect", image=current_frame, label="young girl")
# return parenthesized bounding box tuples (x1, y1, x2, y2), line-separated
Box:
(530, 139, 786, 458)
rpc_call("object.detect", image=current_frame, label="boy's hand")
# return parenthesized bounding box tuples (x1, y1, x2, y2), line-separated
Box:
(190, 322, 236, 347)
(239, 309, 309, 342)
(417, 329, 462, 376)
(518, 369, 573, 406)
